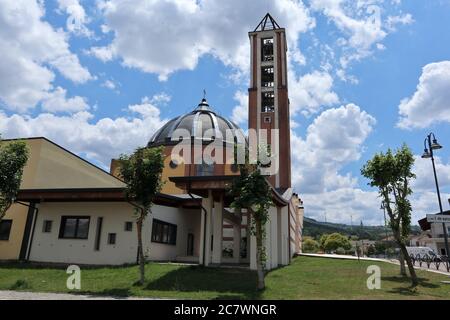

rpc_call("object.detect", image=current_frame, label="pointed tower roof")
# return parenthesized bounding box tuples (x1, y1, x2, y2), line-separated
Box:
(254, 13, 281, 32)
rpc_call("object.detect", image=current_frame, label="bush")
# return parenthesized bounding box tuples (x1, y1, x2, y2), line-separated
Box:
(303, 238, 320, 253)
(335, 247, 346, 255)
(323, 233, 352, 253)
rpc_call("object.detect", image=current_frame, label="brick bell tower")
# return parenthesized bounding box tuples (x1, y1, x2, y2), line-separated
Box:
(248, 13, 291, 189)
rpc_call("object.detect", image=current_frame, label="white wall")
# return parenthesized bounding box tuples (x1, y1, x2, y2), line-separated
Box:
(149, 207, 200, 262)
(29, 202, 139, 265)
(29, 202, 201, 265)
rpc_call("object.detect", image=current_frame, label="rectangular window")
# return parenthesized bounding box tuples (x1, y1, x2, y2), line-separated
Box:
(125, 221, 133, 232)
(42, 220, 52, 233)
(59, 216, 90, 239)
(151, 219, 177, 245)
(0, 220, 12, 241)
(261, 91, 275, 112)
(108, 233, 116, 245)
(261, 38, 274, 62)
(196, 162, 215, 176)
(261, 66, 274, 88)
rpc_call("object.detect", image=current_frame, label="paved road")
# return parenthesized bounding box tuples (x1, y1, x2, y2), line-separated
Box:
(0, 290, 160, 300)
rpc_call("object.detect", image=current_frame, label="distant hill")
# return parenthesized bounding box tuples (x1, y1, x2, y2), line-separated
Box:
(303, 217, 421, 241)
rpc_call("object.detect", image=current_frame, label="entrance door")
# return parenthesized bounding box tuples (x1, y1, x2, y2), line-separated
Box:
(187, 233, 194, 256)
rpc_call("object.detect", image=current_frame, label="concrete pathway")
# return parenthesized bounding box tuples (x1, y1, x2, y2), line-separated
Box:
(0, 290, 160, 300)
(300, 253, 450, 276)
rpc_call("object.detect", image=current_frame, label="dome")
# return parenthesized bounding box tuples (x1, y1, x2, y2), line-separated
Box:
(148, 98, 246, 147)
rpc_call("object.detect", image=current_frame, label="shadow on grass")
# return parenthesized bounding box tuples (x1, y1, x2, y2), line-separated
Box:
(144, 265, 261, 299)
(74, 288, 133, 299)
(383, 275, 440, 296)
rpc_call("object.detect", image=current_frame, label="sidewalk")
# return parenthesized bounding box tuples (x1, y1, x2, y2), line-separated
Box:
(300, 253, 450, 276)
(0, 290, 160, 300)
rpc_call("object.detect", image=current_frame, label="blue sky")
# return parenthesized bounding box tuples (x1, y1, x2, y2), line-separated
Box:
(1, 0, 450, 225)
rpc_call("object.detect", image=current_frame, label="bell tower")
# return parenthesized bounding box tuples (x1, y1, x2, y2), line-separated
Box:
(248, 13, 291, 189)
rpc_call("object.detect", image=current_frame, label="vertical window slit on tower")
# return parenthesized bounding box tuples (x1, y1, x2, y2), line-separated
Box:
(262, 91, 275, 112)
(261, 66, 274, 88)
(261, 38, 274, 61)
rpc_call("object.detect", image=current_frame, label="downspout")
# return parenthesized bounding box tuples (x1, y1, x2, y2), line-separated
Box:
(15, 201, 39, 261)
(187, 182, 207, 267)
(287, 204, 291, 264)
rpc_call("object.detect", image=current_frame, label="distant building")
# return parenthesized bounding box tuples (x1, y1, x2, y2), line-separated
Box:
(417, 210, 450, 255)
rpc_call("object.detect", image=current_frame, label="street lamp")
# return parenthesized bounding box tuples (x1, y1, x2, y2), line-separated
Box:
(421, 132, 449, 260)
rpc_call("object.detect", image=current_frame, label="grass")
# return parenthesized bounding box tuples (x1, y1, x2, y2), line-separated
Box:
(0, 256, 449, 299)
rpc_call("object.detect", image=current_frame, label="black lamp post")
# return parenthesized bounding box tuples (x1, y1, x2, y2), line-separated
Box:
(421, 132, 449, 259)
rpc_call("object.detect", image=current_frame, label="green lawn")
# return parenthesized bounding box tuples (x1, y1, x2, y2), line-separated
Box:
(0, 256, 449, 299)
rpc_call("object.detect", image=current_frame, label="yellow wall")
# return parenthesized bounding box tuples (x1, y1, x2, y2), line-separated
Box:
(161, 154, 185, 194)
(0, 203, 28, 260)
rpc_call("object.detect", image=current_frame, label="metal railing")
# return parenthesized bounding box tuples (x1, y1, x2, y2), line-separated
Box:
(409, 253, 450, 272)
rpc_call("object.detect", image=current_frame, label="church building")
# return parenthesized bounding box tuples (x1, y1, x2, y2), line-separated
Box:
(0, 14, 304, 270)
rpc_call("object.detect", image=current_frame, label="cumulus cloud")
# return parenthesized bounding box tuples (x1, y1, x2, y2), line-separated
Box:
(289, 70, 339, 116)
(0, 0, 92, 112)
(231, 91, 248, 126)
(291, 104, 377, 222)
(398, 61, 450, 129)
(310, 0, 413, 69)
(57, 0, 93, 37)
(0, 94, 169, 167)
(41, 87, 89, 113)
(91, 0, 315, 81)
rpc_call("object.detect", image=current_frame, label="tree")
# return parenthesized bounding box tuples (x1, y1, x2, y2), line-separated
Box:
(229, 147, 273, 290)
(361, 144, 418, 286)
(302, 237, 320, 253)
(119, 146, 164, 285)
(323, 233, 352, 253)
(0, 136, 29, 221)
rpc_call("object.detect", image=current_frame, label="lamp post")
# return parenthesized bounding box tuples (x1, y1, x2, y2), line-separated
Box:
(421, 132, 449, 259)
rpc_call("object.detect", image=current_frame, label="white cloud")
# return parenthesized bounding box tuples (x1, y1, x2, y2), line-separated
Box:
(0, 0, 93, 112)
(291, 103, 377, 223)
(289, 70, 339, 116)
(412, 155, 450, 192)
(398, 61, 450, 129)
(0, 94, 168, 167)
(41, 87, 89, 113)
(386, 13, 414, 32)
(57, 0, 92, 37)
(101, 80, 116, 90)
(310, 0, 412, 70)
(92, 0, 315, 81)
(231, 91, 248, 126)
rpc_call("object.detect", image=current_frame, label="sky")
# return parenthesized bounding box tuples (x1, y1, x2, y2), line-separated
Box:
(1, 0, 450, 226)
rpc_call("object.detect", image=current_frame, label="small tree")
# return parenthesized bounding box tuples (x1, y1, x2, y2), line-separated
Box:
(323, 233, 352, 253)
(119, 146, 164, 285)
(229, 148, 273, 290)
(361, 144, 418, 286)
(302, 237, 320, 253)
(0, 136, 29, 221)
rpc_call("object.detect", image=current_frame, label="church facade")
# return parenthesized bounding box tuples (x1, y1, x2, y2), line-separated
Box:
(0, 14, 304, 270)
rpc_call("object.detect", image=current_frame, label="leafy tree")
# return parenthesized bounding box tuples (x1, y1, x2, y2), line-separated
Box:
(361, 144, 418, 286)
(119, 146, 164, 285)
(367, 244, 376, 256)
(302, 237, 320, 253)
(229, 146, 273, 290)
(323, 233, 352, 252)
(319, 234, 329, 251)
(0, 137, 29, 221)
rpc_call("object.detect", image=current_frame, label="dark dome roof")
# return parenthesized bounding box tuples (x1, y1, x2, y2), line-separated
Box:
(148, 98, 246, 147)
